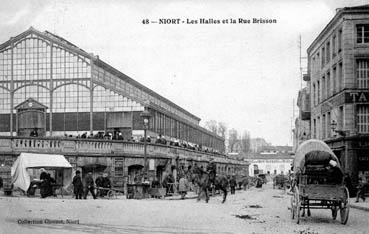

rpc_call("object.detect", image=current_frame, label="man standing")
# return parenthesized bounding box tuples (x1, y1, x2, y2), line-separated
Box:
(102, 173, 111, 197)
(95, 173, 104, 197)
(230, 175, 237, 194)
(84, 172, 96, 199)
(72, 170, 83, 199)
(39, 168, 50, 198)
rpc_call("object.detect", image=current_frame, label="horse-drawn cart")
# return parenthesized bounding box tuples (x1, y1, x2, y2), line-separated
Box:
(291, 139, 349, 225)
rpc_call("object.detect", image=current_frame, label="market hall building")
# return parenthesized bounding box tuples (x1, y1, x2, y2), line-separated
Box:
(302, 5, 369, 183)
(0, 27, 247, 190)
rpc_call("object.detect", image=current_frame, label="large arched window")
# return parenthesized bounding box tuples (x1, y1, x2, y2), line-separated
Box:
(53, 84, 90, 113)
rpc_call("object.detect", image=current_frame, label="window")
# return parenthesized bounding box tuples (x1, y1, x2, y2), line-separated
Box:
(338, 106, 344, 130)
(332, 66, 337, 94)
(338, 29, 342, 52)
(357, 59, 369, 88)
(317, 116, 321, 139)
(322, 76, 326, 100)
(326, 41, 330, 63)
(321, 47, 325, 68)
(327, 112, 331, 138)
(313, 83, 316, 106)
(114, 159, 124, 176)
(326, 72, 330, 98)
(317, 80, 320, 103)
(313, 118, 316, 138)
(316, 52, 320, 68)
(358, 105, 369, 133)
(338, 62, 343, 90)
(332, 34, 336, 57)
(322, 114, 326, 139)
(357, 24, 369, 44)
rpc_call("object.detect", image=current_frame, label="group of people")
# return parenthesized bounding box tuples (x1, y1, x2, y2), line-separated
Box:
(72, 171, 112, 199)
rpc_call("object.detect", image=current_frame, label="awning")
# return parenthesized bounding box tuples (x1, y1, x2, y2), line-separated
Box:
(11, 153, 72, 192)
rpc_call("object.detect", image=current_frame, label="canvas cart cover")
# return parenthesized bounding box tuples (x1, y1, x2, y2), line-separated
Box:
(11, 153, 73, 192)
(293, 139, 341, 173)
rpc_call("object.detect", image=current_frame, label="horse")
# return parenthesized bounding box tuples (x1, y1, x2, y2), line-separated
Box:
(193, 171, 229, 203)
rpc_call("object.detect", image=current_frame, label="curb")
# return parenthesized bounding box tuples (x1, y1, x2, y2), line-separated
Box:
(350, 204, 369, 212)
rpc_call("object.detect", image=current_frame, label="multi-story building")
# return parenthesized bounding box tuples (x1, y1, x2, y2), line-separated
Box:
(307, 5, 369, 182)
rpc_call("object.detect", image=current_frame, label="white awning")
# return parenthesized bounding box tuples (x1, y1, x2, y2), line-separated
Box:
(11, 153, 72, 192)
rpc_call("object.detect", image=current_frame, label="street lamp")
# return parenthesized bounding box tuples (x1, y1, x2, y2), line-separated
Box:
(331, 120, 347, 137)
(140, 109, 152, 175)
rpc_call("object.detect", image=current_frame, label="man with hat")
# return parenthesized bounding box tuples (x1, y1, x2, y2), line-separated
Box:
(72, 170, 83, 199)
(206, 158, 217, 188)
(84, 172, 96, 199)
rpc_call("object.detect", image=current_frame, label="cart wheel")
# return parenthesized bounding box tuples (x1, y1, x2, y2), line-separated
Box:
(290, 195, 295, 219)
(107, 190, 115, 199)
(340, 187, 350, 225)
(295, 187, 301, 224)
(331, 207, 338, 220)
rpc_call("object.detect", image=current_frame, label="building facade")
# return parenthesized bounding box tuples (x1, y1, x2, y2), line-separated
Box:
(0, 28, 251, 192)
(0, 27, 224, 153)
(293, 87, 311, 152)
(307, 5, 369, 182)
(247, 151, 294, 177)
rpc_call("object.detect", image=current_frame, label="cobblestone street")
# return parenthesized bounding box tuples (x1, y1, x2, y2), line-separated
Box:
(1, 183, 368, 234)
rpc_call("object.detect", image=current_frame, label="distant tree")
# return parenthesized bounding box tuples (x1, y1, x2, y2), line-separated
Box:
(217, 122, 227, 138)
(228, 128, 238, 152)
(204, 120, 218, 134)
(241, 130, 251, 153)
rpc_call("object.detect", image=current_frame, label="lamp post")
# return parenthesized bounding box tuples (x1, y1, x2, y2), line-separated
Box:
(331, 120, 347, 137)
(140, 109, 151, 175)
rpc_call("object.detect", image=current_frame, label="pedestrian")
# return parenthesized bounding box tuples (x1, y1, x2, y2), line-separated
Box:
(95, 173, 104, 197)
(84, 172, 96, 199)
(356, 176, 366, 203)
(344, 173, 354, 196)
(39, 168, 51, 198)
(178, 176, 189, 199)
(242, 176, 249, 190)
(30, 128, 38, 137)
(102, 173, 111, 196)
(72, 170, 83, 199)
(230, 175, 237, 194)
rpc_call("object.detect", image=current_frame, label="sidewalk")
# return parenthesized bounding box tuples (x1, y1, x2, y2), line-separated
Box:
(350, 198, 369, 212)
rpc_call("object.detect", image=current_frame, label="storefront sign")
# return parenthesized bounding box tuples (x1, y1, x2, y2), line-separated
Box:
(359, 156, 369, 162)
(345, 92, 369, 103)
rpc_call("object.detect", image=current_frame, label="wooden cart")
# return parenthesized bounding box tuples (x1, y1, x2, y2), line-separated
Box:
(291, 139, 349, 225)
(273, 175, 289, 189)
(0, 165, 12, 195)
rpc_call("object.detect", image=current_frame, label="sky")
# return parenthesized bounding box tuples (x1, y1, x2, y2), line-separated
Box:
(0, 0, 366, 146)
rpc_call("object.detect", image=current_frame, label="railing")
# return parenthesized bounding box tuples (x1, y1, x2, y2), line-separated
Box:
(0, 136, 247, 165)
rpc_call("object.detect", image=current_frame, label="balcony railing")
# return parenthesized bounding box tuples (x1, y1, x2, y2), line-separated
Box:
(0, 136, 246, 165)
